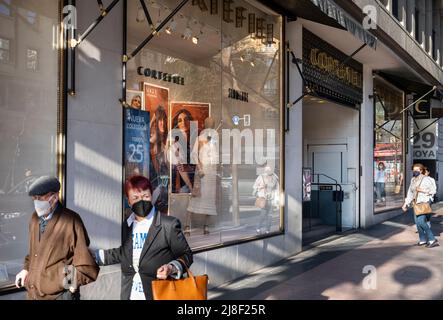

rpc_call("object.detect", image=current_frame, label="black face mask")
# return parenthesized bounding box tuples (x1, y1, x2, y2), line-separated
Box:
(132, 200, 153, 218)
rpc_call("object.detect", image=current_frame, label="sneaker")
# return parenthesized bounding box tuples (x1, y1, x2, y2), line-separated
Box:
(256, 229, 261, 234)
(417, 241, 427, 246)
(426, 240, 439, 248)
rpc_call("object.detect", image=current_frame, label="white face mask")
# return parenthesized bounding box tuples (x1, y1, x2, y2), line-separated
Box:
(34, 195, 56, 217)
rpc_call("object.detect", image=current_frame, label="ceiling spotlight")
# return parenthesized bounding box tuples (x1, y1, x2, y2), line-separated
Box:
(165, 19, 176, 35)
(182, 23, 192, 40)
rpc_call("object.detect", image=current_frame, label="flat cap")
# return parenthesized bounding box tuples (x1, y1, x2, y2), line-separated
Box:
(28, 176, 60, 196)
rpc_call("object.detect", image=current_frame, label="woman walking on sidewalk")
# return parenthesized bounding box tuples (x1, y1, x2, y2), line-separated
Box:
(402, 163, 438, 248)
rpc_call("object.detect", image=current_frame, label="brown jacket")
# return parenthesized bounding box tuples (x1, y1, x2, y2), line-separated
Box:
(23, 204, 99, 300)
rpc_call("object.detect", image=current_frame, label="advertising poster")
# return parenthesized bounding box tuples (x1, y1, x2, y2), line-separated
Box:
(303, 168, 312, 202)
(144, 83, 170, 212)
(126, 90, 144, 110)
(170, 102, 210, 194)
(124, 107, 150, 184)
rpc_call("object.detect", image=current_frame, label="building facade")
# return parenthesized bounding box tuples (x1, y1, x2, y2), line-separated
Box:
(1, 0, 443, 299)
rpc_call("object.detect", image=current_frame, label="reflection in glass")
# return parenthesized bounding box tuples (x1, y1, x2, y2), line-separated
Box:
(374, 78, 404, 213)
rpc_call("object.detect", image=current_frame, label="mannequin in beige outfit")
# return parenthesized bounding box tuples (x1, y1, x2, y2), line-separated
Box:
(185, 117, 218, 236)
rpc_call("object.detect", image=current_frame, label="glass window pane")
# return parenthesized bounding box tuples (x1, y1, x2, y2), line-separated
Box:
(374, 78, 404, 213)
(126, 0, 282, 249)
(0, 1, 59, 289)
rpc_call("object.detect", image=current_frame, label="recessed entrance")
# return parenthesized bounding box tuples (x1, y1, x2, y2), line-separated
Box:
(302, 97, 360, 245)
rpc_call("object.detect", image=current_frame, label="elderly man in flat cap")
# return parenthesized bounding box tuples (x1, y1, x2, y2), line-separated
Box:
(14, 176, 99, 300)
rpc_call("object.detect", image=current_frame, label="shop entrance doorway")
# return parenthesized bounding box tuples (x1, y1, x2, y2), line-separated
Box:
(302, 98, 359, 245)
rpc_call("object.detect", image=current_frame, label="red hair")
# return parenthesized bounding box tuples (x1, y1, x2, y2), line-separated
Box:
(124, 175, 153, 198)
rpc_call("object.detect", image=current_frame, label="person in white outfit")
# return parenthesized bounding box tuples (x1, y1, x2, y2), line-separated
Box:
(402, 163, 438, 248)
(424, 167, 437, 228)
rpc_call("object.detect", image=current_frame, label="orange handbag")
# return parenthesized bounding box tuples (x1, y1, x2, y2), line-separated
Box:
(151, 259, 208, 300)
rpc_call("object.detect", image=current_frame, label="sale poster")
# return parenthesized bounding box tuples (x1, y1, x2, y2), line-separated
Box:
(124, 107, 150, 183)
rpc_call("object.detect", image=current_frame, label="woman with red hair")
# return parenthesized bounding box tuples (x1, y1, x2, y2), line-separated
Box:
(93, 175, 193, 300)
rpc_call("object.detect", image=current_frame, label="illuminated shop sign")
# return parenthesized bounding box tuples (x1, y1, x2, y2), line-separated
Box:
(303, 29, 363, 107)
(137, 67, 185, 86)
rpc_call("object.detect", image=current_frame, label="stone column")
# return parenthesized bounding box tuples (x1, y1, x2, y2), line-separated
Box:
(386, 0, 393, 13)
(406, 0, 415, 37)
(441, 1, 443, 65)
(433, 0, 441, 63)
(425, 0, 433, 54)
(418, 0, 426, 48)
(398, 0, 406, 26)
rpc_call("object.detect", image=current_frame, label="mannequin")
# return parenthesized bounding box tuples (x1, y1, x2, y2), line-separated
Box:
(185, 116, 218, 236)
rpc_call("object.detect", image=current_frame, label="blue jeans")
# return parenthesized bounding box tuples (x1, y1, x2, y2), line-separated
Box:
(416, 214, 435, 243)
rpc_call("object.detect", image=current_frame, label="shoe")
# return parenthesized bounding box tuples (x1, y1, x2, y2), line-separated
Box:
(184, 226, 190, 237)
(203, 225, 210, 235)
(417, 241, 427, 246)
(426, 240, 439, 248)
(256, 229, 261, 234)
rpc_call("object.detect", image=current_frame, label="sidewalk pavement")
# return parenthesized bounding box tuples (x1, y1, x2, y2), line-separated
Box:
(208, 203, 443, 300)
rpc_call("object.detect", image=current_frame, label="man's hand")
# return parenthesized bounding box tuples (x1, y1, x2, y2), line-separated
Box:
(15, 269, 28, 288)
(156, 264, 175, 279)
(402, 204, 408, 212)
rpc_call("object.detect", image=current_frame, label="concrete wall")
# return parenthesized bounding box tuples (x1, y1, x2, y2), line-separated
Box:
(351, 0, 443, 84)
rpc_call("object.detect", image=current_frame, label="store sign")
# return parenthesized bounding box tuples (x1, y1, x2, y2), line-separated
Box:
(192, 0, 275, 45)
(228, 88, 248, 102)
(303, 29, 363, 107)
(413, 98, 431, 119)
(413, 119, 437, 160)
(137, 67, 185, 86)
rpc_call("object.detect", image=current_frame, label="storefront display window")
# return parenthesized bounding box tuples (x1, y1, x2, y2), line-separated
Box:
(373, 77, 405, 213)
(126, 0, 283, 250)
(0, 1, 60, 290)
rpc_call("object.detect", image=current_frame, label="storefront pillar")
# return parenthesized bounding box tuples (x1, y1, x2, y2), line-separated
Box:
(360, 65, 374, 228)
(284, 20, 303, 253)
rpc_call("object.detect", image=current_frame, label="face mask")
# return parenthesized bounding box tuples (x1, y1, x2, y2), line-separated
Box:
(413, 171, 421, 177)
(34, 195, 55, 217)
(132, 200, 153, 218)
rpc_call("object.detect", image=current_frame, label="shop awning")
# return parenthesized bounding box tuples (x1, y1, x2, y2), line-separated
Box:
(266, 0, 377, 49)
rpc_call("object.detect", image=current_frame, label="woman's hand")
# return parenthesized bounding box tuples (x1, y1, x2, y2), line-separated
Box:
(156, 264, 174, 279)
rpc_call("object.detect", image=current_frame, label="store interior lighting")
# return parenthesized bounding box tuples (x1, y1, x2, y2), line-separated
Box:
(165, 19, 177, 34)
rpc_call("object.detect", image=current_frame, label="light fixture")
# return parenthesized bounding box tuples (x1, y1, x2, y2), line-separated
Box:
(182, 21, 192, 40)
(191, 24, 203, 45)
(165, 19, 176, 34)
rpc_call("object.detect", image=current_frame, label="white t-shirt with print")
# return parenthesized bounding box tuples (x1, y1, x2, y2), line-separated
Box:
(129, 208, 154, 300)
